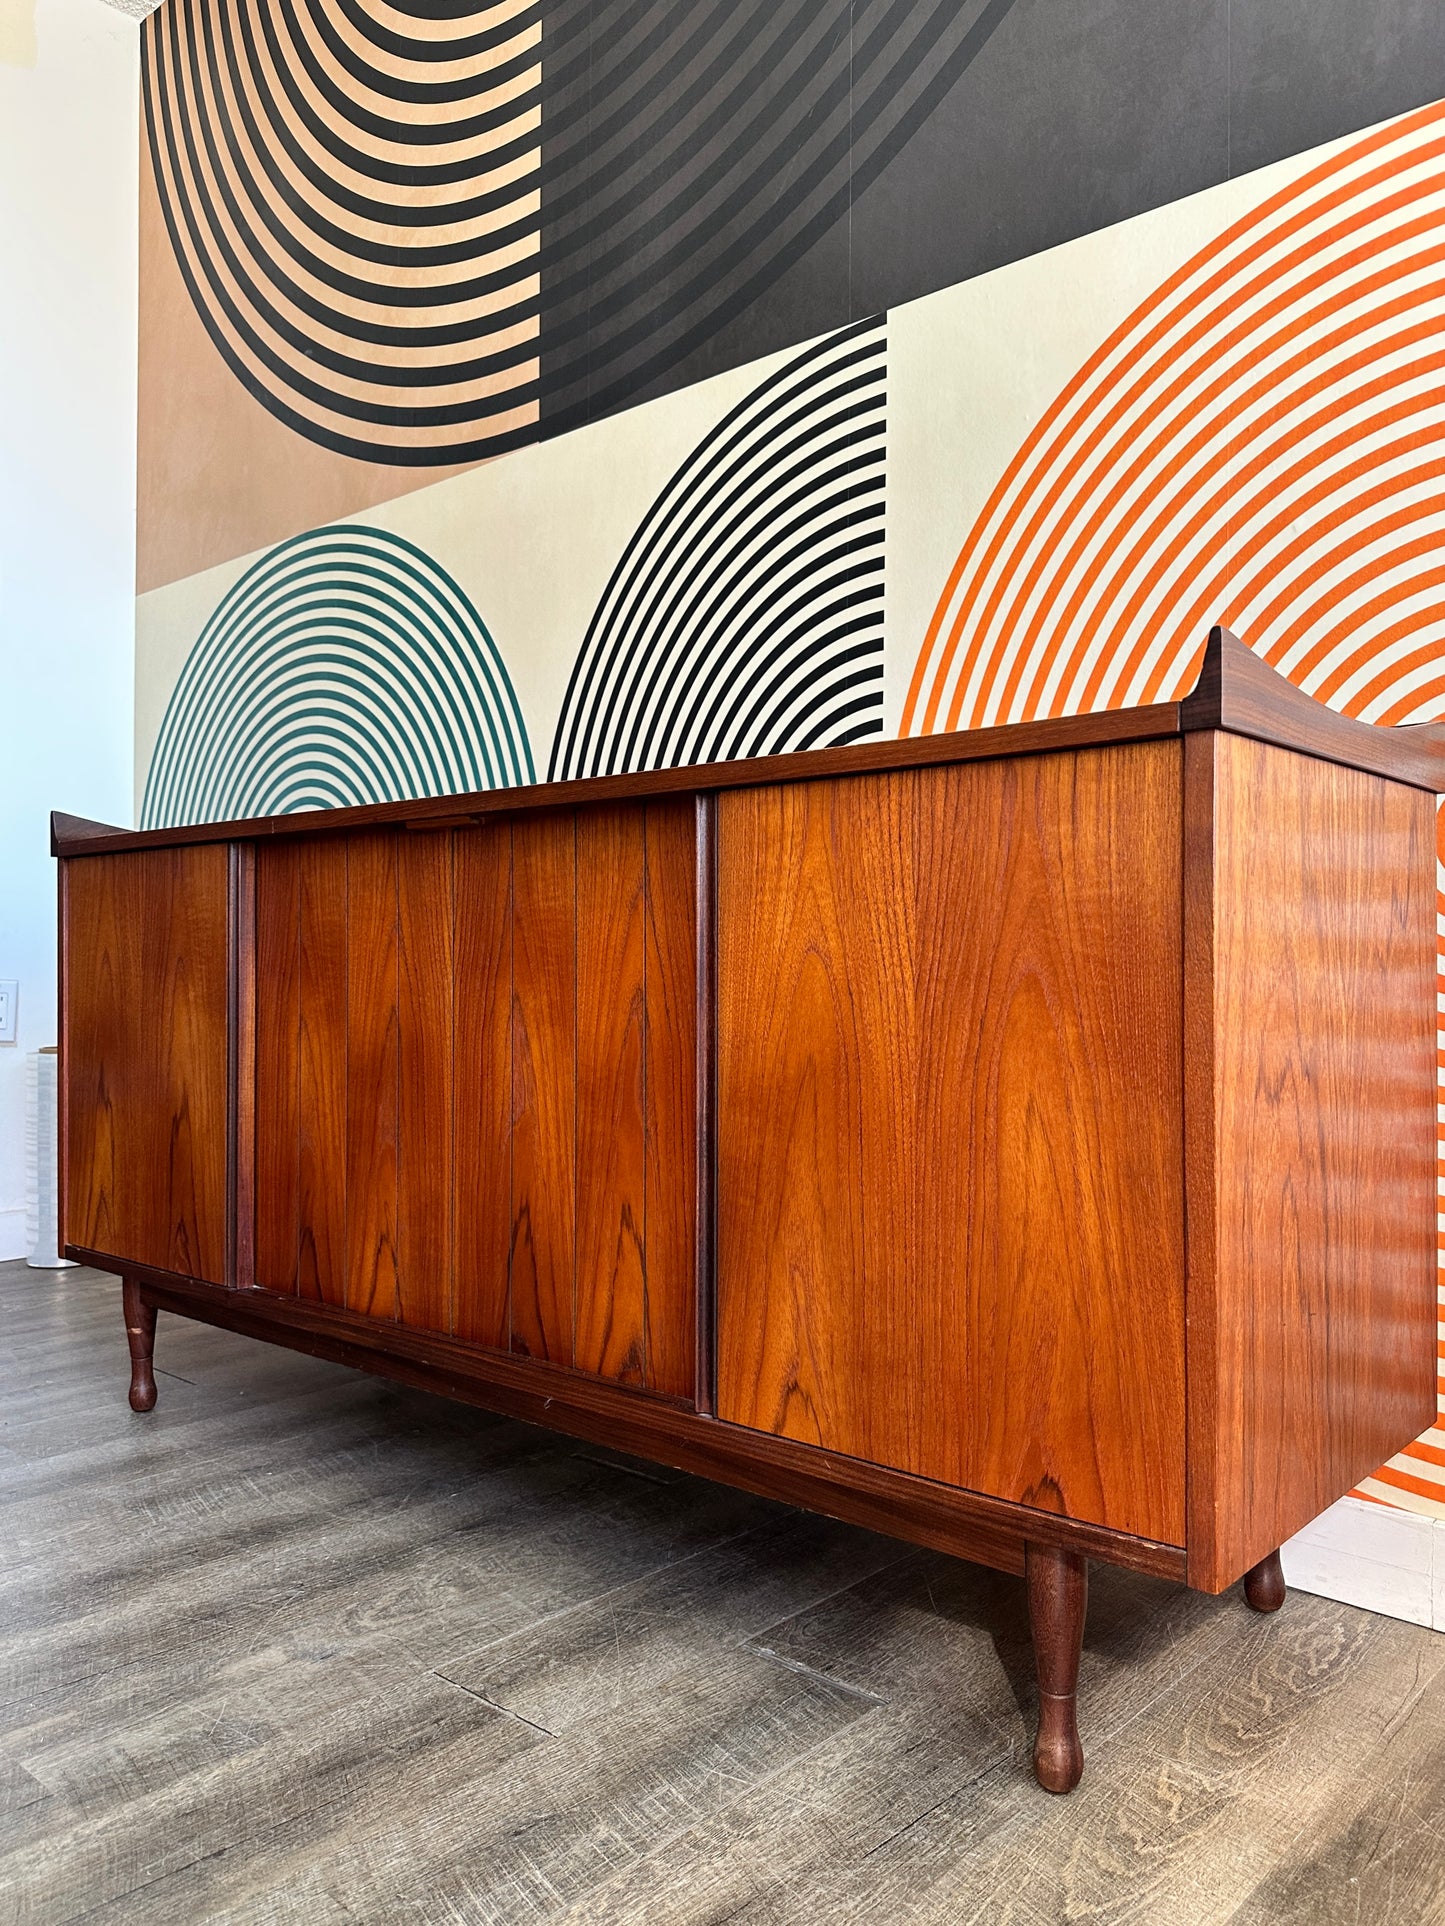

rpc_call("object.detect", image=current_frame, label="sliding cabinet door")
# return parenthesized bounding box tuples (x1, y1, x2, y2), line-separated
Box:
(63, 846, 231, 1282)
(253, 803, 699, 1401)
(715, 747, 1187, 1544)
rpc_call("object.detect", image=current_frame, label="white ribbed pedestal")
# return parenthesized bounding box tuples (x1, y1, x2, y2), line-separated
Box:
(25, 1048, 73, 1268)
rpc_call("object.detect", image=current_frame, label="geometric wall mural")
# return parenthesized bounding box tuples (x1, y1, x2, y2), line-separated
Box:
(141, 0, 1011, 466)
(140, 526, 532, 827)
(137, 0, 1445, 599)
(903, 99, 1445, 736)
(548, 318, 886, 779)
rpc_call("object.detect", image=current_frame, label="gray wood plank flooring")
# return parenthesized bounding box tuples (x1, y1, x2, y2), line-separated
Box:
(3, 1261, 1443, 1925)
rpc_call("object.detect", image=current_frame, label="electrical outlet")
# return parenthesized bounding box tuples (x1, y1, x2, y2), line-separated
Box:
(0, 981, 16, 1044)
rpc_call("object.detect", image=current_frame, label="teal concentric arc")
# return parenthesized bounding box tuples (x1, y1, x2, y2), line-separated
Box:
(141, 526, 534, 829)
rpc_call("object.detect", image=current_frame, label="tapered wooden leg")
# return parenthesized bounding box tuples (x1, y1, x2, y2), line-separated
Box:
(1243, 1548, 1286, 1613)
(122, 1278, 158, 1413)
(1026, 1541, 1087, 1793)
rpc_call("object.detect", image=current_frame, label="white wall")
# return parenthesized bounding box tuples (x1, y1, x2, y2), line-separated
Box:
(0, 0, 138, 1258)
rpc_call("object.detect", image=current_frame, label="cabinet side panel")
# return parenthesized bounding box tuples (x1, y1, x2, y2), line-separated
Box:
(345, 832, 400, 1320)
(254, 842, 302, 1294)
(64, 848, 229, 1282)
(453, 823, 512, 1348)
(398, 831, 455, 1334)
(1197, 735, 1437, 1590)
(65, 855, 131, 1258)
(574, 805, 648, 1384)
(643, 797, 699, 1403)
(511, 811, 577, 1364)
(717, 747, 1186, 1543)
(1182, 735, 1221, 1584)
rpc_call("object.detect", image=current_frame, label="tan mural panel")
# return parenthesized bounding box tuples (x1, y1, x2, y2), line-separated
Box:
(137, 161, 475, 594)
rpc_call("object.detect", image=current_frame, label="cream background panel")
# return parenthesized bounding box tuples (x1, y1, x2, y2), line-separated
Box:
(883, 136, 1348, 736)
(135, 337, 805, 816)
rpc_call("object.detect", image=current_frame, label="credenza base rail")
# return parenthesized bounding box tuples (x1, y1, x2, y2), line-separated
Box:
(82, 1252, 1188, 1585)
(88, 1256, 1290, 1801)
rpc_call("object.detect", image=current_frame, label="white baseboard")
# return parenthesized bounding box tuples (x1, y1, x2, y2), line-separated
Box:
(1282, 1496, 1445, 1629)
(0, 1207, 24, 1262)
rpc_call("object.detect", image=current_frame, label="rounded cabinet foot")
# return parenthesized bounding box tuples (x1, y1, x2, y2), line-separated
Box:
(122, 1278, 158, 1413)
(1243, 1548, 1286, 1613)
(1033, 1692, 1085, 1793)
(1026, 1541, 1088, 1794)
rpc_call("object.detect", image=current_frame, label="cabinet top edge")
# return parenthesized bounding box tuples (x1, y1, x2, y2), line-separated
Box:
(52, 628, 1445, 857)
(1181, 626, 1445, 796)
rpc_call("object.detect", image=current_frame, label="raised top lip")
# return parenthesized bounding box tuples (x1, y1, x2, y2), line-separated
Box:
(52, 627, 1445, 857)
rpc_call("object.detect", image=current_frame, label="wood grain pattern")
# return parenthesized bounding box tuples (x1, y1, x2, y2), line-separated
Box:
(228, 845, 256, 1289)
(574, 806, 647, 1384)
(643, 798, 698, 1403)
(510, 811, 576, 1363)
(920, 748, 1185, 1538)
(64, 849, 229, 1283)
(452, 822, 512, 1349)
(64, 855, 128, 1261)
(398, 832, 454, 1334)
(717, 747, 1187, 1545)
(296, 838, 347, 1306)
(345, 833, 399, 1320)
(148, 852, 231, 1285)
(1181, 734, 1220, 1589)
(248, 809, 699, 1388)
(1185, 732, 1438, 1592)
(258, 830, 473, 1337)
(253, 842, 301, 1294)
(716, 775, 914, 1466)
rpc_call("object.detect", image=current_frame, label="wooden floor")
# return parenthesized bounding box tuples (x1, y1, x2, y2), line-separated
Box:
(3, 1265, 1445, 1926)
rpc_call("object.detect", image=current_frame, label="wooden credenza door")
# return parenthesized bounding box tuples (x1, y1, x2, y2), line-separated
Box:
(62, 847, 231, 1283)
(251, 800, 699, 1400)
(715, 743, 1188, 1544)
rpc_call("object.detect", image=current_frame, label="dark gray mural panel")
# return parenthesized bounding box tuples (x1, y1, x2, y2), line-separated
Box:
(1229, 0, 1445, 177)
(848, 0, 1229, 316)
(554, 0, 1445, 435)
(540, 0, 1016, 431)
(540, 0, 859, 436)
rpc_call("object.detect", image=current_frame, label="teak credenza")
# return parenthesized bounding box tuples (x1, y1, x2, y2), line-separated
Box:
(53, 630, 1442, 1793)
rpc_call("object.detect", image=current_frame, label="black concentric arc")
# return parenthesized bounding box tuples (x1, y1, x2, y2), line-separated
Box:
(548, 316, 886, 781)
